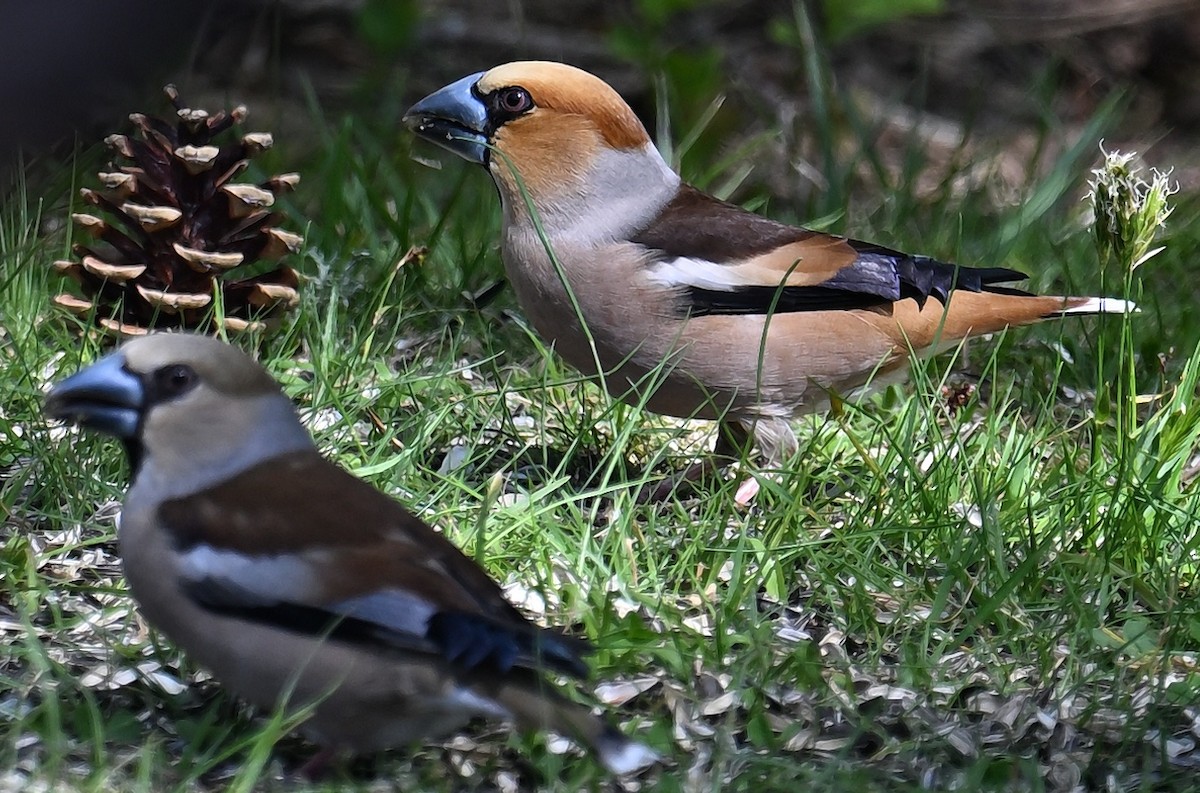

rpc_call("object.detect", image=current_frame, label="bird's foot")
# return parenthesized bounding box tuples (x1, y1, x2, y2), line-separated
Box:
(733, 476, 760, 506)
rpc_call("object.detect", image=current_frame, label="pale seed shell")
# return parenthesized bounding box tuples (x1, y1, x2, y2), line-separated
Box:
(248, 282, 299, 309)
(221, 316, 266, 333)
(172, 242, 244, 272)
(52, 294, 95, 315)
(222, 184, 275, 218)
(174, 145, 220, 174)
(242, 132, 273, 153)
(104, 134, 134, 158)
(265, 172, 300, 192)
(98, 318, 150, 338)
(176, 108, 209, 125)
(136, 285, 212, 312)
(71, 214, 107, 236)
(120, 203, 182, 231)
(81, 256, 146, 283)
(97, 172, 136, 195)
(260, 228, 303, 259)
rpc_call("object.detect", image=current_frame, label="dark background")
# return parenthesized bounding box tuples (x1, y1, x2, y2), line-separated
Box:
(4, 0, 1199, 194)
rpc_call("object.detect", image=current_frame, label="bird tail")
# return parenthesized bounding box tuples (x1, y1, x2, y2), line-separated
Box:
(492, 678, 658, 775)
(1045, 296, 1139, 317)
(893, 290, 1139, 353)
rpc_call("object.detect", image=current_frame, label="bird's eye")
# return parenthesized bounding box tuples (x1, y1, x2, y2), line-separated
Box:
(495, 87, 533, 116)
(153, 364, 198, 399)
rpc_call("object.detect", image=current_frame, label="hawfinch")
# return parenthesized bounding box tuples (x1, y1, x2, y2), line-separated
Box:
(44, 333, 656, 776)
(404, 62, 1133, 473)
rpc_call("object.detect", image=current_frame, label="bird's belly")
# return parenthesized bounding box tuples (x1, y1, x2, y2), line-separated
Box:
(503, 249, 905, 421)
(525, 307, 904, 422)
(679, 312, 907, 416)
(506, 267, 728, 418)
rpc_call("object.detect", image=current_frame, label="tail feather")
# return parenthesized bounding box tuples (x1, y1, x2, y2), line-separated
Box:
(593, 724, 660, 775)
(1051, 296, 1139, 317)
(491, 677, 658, 775)
(890, 290, 1140, 353)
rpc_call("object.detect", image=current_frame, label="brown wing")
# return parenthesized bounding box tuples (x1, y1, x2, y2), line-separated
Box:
(157, 450, 588, 676)
(631, 184, 1030, 316)
(159, 450, 515, 616)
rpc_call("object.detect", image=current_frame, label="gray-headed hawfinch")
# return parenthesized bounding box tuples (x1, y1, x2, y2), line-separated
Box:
(404, 61, 1133, 480)
(44, 333, 656, 776)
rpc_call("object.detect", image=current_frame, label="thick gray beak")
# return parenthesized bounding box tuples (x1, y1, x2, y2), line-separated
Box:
(403, 71, 489, 165)
(45, 352, 144, 439)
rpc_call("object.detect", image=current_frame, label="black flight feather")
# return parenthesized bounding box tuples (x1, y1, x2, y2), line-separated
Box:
(684, 245, 1030, 319)
(181, 578, 589, 678)
(629, 184, 1031, 318)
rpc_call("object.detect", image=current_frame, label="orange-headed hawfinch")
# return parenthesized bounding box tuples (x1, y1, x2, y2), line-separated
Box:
(405, 61, 1132, 481)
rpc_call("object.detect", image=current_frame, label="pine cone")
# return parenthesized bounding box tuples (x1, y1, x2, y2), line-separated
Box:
(52, 85, 303, 337)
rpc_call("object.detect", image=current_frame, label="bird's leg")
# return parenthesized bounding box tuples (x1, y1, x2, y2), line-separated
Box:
(714, 419, 755, 462)
(733, 418, 798, 505)
(639, 420, 752, 502)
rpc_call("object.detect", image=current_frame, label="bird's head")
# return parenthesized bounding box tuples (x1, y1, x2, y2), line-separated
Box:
(404, 61, 679, 235)
(46, 333, 312, 492)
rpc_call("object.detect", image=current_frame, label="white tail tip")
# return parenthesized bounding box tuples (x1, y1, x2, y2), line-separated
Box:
(1059, 297, 1139, 315)
(598, 731, 659, 775)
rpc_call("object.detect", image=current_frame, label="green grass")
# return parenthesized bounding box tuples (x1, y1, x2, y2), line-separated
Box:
(3, 53, 1200, 793)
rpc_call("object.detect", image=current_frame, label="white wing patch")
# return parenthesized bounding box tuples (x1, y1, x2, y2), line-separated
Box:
(598, 737, 661, 776)
(444, 686, 510, 720)
(178, 545, 318, 605)
(180, 545, 439, 637)
(644, 257, 741, 291)
(331, 589, 437, 638)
